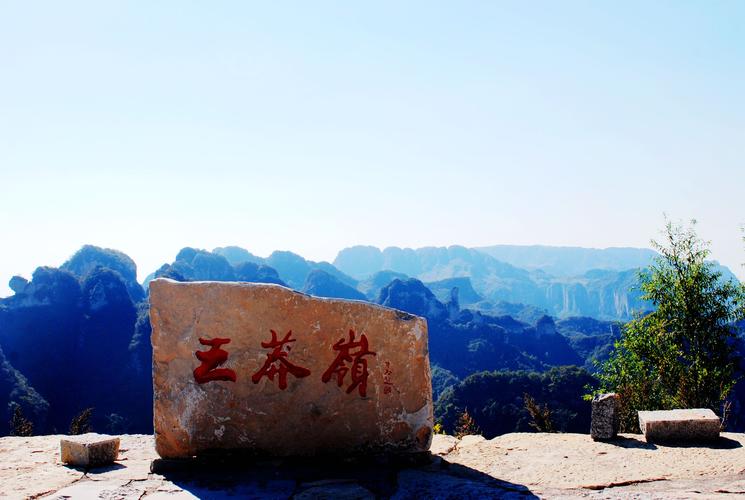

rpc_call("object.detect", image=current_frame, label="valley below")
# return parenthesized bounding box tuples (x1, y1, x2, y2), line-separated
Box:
(1, 243, 743, 439)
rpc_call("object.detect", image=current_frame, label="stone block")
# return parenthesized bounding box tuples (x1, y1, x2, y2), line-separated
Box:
(638, 409, 720, 442)
(60, 433, 120, 467)
(591, 393, 620, 441)
(149, 279, 433, 458)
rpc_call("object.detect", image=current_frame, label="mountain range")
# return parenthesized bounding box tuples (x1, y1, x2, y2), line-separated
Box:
(334, 245, 740, 321)
(0, 243, 742, 437)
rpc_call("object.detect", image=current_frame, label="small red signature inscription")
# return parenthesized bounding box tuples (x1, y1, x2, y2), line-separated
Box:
(383, 361, 394, 395)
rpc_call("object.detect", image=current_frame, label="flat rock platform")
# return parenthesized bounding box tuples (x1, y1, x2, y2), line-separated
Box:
(3, 432, 745, 498)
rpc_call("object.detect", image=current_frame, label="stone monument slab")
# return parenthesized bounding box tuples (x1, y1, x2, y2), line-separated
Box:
(638, 409, 720, 442)
(591, 393, 620, 441)
(149, 279, 433, 458)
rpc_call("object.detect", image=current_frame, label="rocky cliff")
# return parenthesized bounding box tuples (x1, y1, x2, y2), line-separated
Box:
(4, 432, 745, 499)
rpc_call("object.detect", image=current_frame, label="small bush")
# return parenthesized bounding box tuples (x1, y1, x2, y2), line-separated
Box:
(9, 404, 33, 437)
(454, 409, 481, 438)
(523, 393, 554, 432)
(69, 408, 94, 435)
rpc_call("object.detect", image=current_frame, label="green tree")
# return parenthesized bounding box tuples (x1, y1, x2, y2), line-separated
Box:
(436, 366, 596, 437)
(596, 220, 745, 431)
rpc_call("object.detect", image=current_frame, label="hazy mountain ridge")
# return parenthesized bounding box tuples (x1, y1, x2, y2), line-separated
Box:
(0, 244, 626, 436)
(151, 247, 286, 286)
(155, 243, 737, 322)
(333, 245, 743, 321)
(302, 269, 366, 301)
(425, 277, 483, 306)
(1, 243, 742, 437)
(475, 245, 658, 276)
(213, 246, 358, 290)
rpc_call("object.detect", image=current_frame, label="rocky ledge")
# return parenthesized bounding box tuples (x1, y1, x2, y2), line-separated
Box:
(3, 433, 745, 499)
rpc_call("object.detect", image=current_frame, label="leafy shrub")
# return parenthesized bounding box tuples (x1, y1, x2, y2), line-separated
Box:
(454, 409, 481, 438)
(523, 393, 554, 432)
(596, 220, 745, 431)
(69, 408, 93, 435)
(9, 403, 33, 436)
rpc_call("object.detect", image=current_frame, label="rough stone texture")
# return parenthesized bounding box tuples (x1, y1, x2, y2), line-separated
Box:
(430, 434, 459, 456)
(59, 433, 120, 468)
(458, 434, 487, 448)
(638, 409, 720, 442)
(6, 433, 745, 499)
(443, 432, 745, 496)
(590, 393, 620, 441)
(149, 279, 433, 459)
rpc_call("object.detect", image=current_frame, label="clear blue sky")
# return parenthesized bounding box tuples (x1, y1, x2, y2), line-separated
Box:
(1, 1, 743, 295)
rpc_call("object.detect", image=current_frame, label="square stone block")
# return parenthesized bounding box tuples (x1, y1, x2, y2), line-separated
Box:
(60, 433, 120, 467)
(638, 409, 720, 442)
(149, 279, 434, 458)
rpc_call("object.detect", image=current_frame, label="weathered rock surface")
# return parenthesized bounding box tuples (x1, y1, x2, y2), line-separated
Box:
(5, 433, 745, 499)
(149, 279, 433, 459)
(590, 393, 619, 441)
(639, 409, 720, 442)
(429, 434, 458, 456)
(457, 434, 487, 448)
(60, 433, 120, 467)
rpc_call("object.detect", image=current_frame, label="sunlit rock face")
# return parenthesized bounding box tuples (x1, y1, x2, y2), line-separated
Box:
(149, 279, 433, 458)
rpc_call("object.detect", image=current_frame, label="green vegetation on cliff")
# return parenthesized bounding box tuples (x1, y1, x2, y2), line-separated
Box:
(596, 220, 745, 431)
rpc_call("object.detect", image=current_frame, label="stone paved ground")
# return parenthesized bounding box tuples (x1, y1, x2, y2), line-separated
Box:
(3, 433, 745, 498)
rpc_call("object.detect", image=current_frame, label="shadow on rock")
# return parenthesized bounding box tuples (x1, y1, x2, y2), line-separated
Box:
(62, 462, 128, 474)
(649, 436, 743, 449)
(151, 452, 539, 499)
(599, 435, 742, 450)
(600, 436, 658, 450)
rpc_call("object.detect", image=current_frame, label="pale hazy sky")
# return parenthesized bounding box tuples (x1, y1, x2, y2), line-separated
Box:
(1, 1, 743, 296)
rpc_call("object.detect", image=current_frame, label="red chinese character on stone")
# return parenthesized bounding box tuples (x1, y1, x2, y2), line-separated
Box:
(251, 330, 311, 390)
(322, 329, 376, 397)
(193, 337, 237, 384)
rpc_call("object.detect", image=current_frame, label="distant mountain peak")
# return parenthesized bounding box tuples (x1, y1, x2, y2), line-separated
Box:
(301, 269, 366, 301)
(474, 244, 658, 277)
